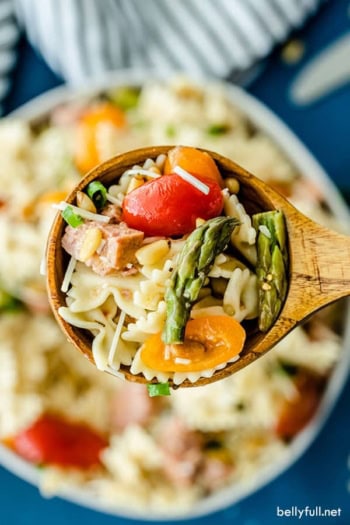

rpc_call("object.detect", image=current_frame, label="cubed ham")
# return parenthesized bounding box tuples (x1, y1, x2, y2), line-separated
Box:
(101, 203, 122, 223)
(199, 455, 234, 491)
(162, 450, 201, 487)
(62, 220, 144, 275)
(160, 417, 203, 457)
(50, 102, 87, 126)
(158, 417, 203, 486)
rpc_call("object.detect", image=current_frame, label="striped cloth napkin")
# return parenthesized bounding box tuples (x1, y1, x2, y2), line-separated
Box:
(0, 0, 321, 113)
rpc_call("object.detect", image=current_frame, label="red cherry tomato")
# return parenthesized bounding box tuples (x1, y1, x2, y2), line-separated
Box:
(122, 174, 223, 236)
(13, 414, 107, 469)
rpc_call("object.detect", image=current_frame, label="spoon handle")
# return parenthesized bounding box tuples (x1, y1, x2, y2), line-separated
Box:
(287, 212, 350, 320)
(244, 179, 350, 358)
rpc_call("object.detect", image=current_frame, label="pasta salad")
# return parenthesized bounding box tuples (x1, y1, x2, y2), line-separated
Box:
(0, 77, 343, 516)
(57, 146, 288, 388)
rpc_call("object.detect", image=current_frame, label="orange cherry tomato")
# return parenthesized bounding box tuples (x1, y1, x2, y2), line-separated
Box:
(37, 190, 69, 206)
(22, 190, 69, 219)
(74, 102, 126, 174)
(275, 372, 323, 439)
(122, 173, 223, 237)
(13, 414, 107, 469)
(164, 146, 224, 187)
(141, 316, 246, 372)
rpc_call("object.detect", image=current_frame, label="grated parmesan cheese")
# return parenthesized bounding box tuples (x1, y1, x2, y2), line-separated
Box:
(61, 256, 77, 293)
(174, 357, 192, 365)
(107, 310, 127, 367)
(39, 256, 47, 276)
(174, 166, 210, 195)
(53, 202, 111, 223)
(124, 169, 161, 179)
(164, 346, 171, 360)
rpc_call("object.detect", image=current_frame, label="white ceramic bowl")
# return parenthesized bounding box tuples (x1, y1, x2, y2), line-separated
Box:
(1, 70, 350, 520)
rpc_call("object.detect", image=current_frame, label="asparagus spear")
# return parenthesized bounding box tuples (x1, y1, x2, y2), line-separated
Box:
(162, 216, 239, 344)
(252, 210, 288, 332)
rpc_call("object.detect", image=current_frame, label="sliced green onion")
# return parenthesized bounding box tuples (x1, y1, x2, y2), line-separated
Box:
(165, 124, 176, 138)
(147, 382, 171, 397)
(0, 289, 23, 313)
(206, 124, 230, 136)
(87, 181, 107, 210)
(108, 86, 140, 110)
(62, 206, 84, 227)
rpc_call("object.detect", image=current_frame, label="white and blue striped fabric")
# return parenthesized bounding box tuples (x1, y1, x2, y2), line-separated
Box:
(0, 0, 321, 112)
(0, 0, 19, 107)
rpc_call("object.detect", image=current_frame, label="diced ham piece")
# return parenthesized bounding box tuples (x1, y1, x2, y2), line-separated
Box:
(62, 223, 91, 260)
(162, 451, 201, 487)
(158, 417, 203, 486)
(157, 417, 234, 489)
(62, 220, 144, 275)
(21, 284, 51, 314)
(199, 455, 234, 491)
(101, 203, 122, 224)
(110, 383, 160, 431)
(50, 102, 87, 127)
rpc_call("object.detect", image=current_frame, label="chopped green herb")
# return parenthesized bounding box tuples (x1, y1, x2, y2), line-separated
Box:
(0, 289, 23, 313)
(107, 86, 140, 111)
(206, 124, 230, 136)
(86, 181, 107, 210)
(147, 382, 171, 397)
(133, 120, 148, 129)
(165, 124, 176, 138)
(61, 206, 84, 228)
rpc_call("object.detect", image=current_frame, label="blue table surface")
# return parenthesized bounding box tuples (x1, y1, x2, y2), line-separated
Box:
(1, 1, 350, 524)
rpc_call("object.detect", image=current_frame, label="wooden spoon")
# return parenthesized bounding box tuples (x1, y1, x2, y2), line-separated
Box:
(46, 146, 350, 387)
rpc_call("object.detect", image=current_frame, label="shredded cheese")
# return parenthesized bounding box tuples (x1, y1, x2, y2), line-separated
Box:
(164, 346, 171, 360)
(124, 169, 161, 179)
(174, 166, 210, 195)
(61, 256, 77, 293)
(53, 202, 110, 223)
(107, 310, 126, 367)
(174, 357, 192, 365)
(39, 256, 47, 276)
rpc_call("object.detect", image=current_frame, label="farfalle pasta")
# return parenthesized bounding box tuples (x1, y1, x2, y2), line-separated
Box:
(57, 146, 289, 387)
(223, 192, 257, 264)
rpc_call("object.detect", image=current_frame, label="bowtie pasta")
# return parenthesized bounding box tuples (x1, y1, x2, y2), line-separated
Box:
(57, 146, 288, 388)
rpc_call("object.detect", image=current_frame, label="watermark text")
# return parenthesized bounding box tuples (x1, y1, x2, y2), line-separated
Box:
(276, 506, 342, 519)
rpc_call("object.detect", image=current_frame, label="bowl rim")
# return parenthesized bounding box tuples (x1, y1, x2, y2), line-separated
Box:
(2, 68, 350, 521)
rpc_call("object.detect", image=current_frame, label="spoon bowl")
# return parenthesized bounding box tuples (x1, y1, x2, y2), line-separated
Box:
(46, 146, 350, 387)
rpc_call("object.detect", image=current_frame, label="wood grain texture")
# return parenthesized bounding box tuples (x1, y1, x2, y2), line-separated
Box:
(46, 146, 350, 387)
